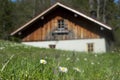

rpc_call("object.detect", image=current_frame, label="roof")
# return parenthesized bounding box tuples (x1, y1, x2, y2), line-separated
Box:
(11, 2, 112, 36)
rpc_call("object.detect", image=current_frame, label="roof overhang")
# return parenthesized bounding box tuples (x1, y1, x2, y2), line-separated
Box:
(11, 2, 112, 36)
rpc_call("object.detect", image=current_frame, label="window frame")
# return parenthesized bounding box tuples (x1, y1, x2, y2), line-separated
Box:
(87, 43, 94, 52)
(57, 19, 65, 29)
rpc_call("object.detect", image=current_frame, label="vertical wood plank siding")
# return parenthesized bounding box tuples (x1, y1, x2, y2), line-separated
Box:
(22, 7, 100, 42)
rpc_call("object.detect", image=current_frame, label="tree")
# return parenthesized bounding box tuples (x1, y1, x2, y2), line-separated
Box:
(0, 0, 14, 39)
(0, 0, 119, 48)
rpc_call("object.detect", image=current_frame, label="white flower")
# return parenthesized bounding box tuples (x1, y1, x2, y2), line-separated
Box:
(59, 66, 68, 73)
(73, 67, 81, 72)
(66, 58, 70, 61)
(91, 62, 95, 65)
(40, 59, 47, 64)
(76, 58, 79, 61)
(95, 54, 97, 57)
(112, 51, 114, 53)
(84, 58, 87, 61)
(0, 47, 5, 50)
(25, 71, 28, 77)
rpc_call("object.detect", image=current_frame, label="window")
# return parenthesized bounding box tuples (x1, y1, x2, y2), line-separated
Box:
(49, 44, 56, 49)
(58, 19, 65, 30)
(51, 19, 69, 40)
(87, 43, 94, 52)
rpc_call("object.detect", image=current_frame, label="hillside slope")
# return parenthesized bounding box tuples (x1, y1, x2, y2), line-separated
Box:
(0, 40, 120, 80)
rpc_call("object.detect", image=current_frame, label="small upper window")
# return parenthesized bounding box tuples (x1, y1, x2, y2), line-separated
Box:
(87, 43, 94, 52)
(58, 19, 65, 29)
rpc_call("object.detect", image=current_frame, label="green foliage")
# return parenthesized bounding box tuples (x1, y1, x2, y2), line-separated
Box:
(0, 40, 120, 80)
(0, 0, 120, 47)
(9, 36, 21, 42)
(0, 0, 14, 39)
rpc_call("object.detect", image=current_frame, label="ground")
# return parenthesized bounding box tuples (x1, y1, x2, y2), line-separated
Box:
(0, 40, 120, 80)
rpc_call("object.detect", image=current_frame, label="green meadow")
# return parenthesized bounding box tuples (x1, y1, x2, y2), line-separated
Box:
(0, 40, 120, 80)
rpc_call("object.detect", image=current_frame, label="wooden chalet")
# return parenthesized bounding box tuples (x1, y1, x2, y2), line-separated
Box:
(11, 2, 114, 53)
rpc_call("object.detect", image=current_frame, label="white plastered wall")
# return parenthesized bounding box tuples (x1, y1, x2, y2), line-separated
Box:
(22, 38, 106, 53)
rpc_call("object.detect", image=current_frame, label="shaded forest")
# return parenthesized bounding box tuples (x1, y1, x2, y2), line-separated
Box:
(0, 0, 120, 48)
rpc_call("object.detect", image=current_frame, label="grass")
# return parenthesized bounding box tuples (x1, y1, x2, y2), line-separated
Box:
(0, 40, 120, 80)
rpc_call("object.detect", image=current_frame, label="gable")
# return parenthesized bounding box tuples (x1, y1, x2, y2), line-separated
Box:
(10, 2, 114, 41)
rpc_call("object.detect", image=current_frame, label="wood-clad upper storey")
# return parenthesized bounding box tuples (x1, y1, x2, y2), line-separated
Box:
(22, 7, 100, 42)
(11, 3, 113, 42)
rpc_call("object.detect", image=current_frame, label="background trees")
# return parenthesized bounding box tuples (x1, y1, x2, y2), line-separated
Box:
(0, 0, 120, 48)
(0, 0, 14, 39)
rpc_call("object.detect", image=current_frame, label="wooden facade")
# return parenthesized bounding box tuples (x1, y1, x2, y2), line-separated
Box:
(18, 7, 101, 42)
(11, 3, 113, 42)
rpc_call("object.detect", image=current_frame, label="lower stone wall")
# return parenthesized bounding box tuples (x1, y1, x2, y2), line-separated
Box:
(22, 38, 106, 53)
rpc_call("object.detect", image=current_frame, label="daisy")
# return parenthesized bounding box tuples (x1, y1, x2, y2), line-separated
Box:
(59, 66, 68, 73)
(40, 59, 47, 64)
